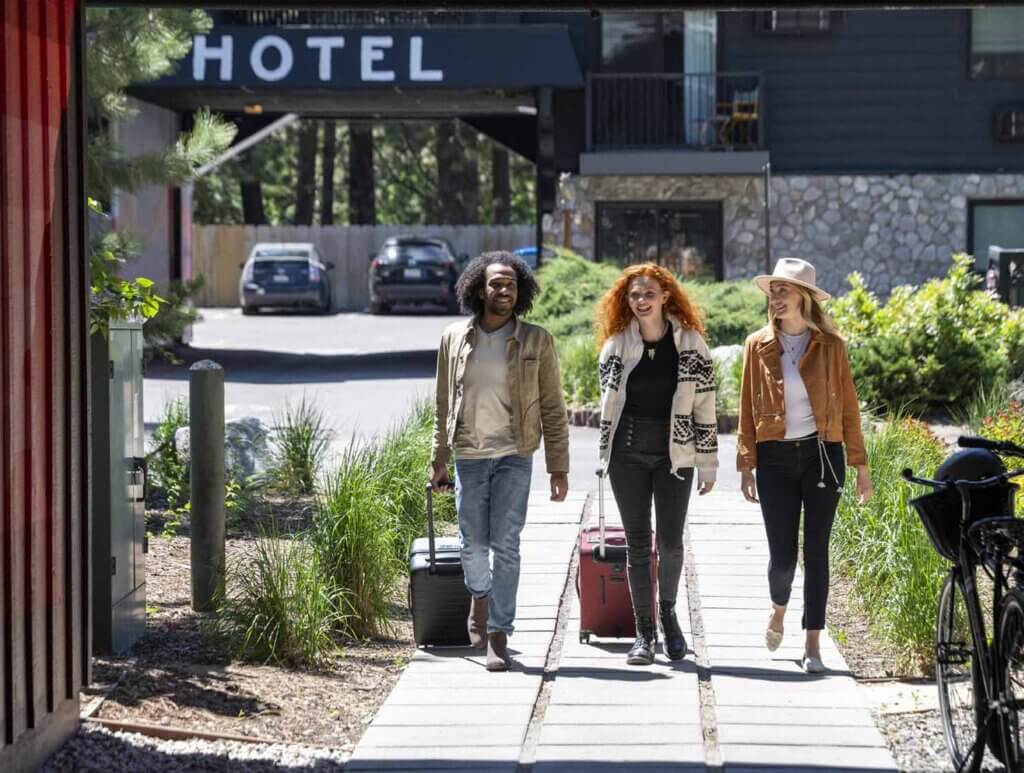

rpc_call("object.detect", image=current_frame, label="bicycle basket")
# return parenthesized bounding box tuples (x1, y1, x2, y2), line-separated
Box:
(911, 448, 1017, 562)
(911, 488, 963, 561)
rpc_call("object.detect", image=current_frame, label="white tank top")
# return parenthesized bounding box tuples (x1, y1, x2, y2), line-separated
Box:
(778, 330, 817, 439)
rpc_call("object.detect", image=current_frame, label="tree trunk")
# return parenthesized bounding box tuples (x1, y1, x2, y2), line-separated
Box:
(491, 145, 510, 225)
(348, 123, 376, 225)
(320, 119, 337, 225)
(436, 119, 479, 225)
(239, 180, 266, 225)
(293, 119, 319, 225)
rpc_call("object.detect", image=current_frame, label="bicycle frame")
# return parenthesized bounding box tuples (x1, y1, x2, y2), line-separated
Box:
(945, 477, 1022, 772)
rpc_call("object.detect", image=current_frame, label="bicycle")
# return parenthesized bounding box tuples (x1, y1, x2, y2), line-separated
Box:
(903, 435, 1024, 773)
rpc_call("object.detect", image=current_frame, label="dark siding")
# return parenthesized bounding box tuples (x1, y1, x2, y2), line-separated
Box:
(0, 1, 87, 770)
(719, 10, 1024, 173)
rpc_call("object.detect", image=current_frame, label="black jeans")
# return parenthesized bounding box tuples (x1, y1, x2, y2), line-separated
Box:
(755, 436, 846, 631)
(608, 414, 694, 620)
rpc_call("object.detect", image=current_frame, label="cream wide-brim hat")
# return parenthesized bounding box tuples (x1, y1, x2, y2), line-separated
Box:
(753, 257, 831, 301)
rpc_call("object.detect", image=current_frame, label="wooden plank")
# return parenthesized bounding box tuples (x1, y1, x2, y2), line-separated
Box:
(0, 0, 9, 746)
(41, 0, 62, 715)
(4, 0, 29, 740)
(64, 0, 87, 699)
(24, 0, 51, 726)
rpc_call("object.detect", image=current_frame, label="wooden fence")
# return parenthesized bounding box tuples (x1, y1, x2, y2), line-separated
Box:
(191, 224, 535, 309)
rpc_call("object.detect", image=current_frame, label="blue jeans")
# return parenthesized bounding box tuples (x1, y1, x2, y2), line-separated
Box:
(454, 454, 533, 635)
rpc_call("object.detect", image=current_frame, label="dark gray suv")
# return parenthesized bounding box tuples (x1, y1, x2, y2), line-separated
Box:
(368, 237, 466, 314)
(239, 242, 333, 315)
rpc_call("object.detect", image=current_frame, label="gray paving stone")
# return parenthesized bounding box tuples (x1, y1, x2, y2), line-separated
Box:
(358, 724, 526, 748)
(369, 703, 534, 727)
(534, 743, 705, 763)
(382, 686, 540, 705)
(720, 744, 896, 769)
(347, 746, 521, 767)
(716, 723, 887, 747)
(398, 670, 541, 688)
(543, 704, 702, 726)
(714, 705, 875, 727)
(539, 723, 704, 746)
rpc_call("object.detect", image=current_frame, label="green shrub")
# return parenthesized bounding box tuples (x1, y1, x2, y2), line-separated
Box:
(979, 400, 1024, 516)
(558, 335, 601, 408)
(147, 397, 189, 509)
(271, 396, 332, 495)
(686, 280, 767, 347)
(313, 445, 402, 639)
(830, 256, 1016, 413)
(367, 399, 457, 558)
(214, 531, 342, 667)
(831, 418, 948, 673)
(529, 249, 619, 336)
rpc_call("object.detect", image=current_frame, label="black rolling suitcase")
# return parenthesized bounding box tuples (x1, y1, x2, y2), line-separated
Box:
(408, 483, 471, 647)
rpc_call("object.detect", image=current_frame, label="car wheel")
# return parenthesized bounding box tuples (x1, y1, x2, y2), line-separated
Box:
(241, 304, 256, 316)
(370, 301, 391, 315)
(446, 295, 461, 314)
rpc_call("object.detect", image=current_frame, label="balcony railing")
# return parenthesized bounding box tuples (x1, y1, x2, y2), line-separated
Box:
(586, 72, 765, 152)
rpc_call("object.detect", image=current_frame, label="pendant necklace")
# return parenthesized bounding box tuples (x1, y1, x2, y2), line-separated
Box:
(644, 321, 667, 361)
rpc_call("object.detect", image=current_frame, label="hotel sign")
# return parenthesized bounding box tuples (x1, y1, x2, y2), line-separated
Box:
(152, 26, 584, 90)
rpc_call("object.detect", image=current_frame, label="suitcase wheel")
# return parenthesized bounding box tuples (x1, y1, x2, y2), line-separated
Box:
(579, 631, 591, 644)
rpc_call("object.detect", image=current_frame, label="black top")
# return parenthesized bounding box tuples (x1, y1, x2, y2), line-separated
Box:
(623, 328, 678, 419)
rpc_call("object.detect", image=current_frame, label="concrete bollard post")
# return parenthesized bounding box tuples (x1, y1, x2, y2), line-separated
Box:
(189, 359, 225, 612)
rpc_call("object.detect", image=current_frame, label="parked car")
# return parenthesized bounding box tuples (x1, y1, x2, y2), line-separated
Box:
(513, 245, 556, 270)
(239, 242, 333, 315)
(368, 236, 467, 314)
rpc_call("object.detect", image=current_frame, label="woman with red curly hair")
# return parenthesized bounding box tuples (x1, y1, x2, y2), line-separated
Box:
(595, 263, 719, 665)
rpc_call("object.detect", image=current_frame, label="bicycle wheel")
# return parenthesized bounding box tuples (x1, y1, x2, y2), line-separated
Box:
(999, 588, 1024, 771)
(936, 572, 985, 771)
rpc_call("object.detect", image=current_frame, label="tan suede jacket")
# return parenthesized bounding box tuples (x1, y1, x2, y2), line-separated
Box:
(737, 324, 867, 471)
(431, 316, 570, 474)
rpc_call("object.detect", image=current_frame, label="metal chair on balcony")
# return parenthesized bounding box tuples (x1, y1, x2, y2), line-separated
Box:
(729, 88, 759, 147)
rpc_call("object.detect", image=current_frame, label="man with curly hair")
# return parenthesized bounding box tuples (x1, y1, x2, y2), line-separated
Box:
(430, 251, 569, 671)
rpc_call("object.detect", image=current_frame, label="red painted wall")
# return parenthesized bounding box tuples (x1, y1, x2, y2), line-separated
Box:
(0, 1, 88, 769)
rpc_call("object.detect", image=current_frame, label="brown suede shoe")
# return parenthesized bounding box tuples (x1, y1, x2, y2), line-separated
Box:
(486, 631, 512, 671)
(467, 595, 488, 650)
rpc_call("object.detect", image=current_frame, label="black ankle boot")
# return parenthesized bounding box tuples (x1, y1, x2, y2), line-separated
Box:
(659, 601, 687, 661)
(626, 616, 657, 666)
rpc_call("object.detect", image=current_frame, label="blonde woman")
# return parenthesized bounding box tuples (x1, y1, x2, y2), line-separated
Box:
(737, 258, 872, 673)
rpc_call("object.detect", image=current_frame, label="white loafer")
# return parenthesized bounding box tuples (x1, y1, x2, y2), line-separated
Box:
(802, 654, 826, 673)
(765, 615, 784, 652)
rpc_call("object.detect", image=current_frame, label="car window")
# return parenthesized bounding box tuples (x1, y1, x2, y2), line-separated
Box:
(383, 243, 450, 263)
(253, 246, 311, 259)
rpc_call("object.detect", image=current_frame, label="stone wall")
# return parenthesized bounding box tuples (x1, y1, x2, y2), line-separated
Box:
(550, 172, 1024, 296)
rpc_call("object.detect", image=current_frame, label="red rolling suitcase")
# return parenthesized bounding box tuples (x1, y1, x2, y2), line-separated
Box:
(576, 468, 657, 644)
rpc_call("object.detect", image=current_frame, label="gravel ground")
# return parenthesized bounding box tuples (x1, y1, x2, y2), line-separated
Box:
(43, 723, 347, 772)
(828, 571, 1010, 772)
(877, 710, 1006, 773)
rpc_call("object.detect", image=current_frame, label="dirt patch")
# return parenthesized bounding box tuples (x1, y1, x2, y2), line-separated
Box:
(90, 534, 416, 751)
(826, 569, 907, 679)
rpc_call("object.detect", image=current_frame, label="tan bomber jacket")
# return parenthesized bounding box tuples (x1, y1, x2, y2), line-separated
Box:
(736, 324, 867, 471)
(430, 316, 570, 474)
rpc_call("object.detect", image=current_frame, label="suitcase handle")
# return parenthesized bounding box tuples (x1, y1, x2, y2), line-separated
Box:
(595, 467, 606, 561)
(425, 482, 438, 574)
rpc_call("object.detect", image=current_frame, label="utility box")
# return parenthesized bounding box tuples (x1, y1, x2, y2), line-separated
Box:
(91, 319, 147, 654)
(989, 246, 1024, 308)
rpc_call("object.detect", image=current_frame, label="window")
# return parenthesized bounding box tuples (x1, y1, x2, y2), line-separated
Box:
(995, 106, 1024, 142)
(596, 202, 723, 280)
(971, 8, 1024, 79)
(969, 201, 1024, 271)
(757, 11, 832, 35)
(600, 12, 685, 73)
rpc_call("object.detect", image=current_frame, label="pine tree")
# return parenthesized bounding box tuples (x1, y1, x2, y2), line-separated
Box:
(85, 8, 236, 342)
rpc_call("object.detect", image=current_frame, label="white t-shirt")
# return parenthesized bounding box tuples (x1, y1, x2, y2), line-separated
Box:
(779, 330, 817, 439)
(454, 321, 519, 459)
